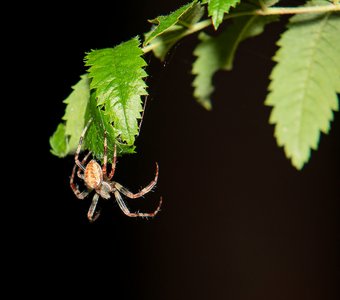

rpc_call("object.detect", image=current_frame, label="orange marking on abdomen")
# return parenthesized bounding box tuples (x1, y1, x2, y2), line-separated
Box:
(84, 160, 103, 189)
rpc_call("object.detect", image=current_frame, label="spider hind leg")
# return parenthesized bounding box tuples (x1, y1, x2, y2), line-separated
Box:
(114, 190, 162, 218)
(114, 162, 159, 199)
(87, 193, 101, 222)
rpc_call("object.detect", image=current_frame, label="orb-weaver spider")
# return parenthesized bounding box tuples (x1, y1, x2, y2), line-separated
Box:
(70, 119, 162, 222)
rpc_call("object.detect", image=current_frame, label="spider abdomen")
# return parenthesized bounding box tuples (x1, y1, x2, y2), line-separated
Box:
(84, 160, 103, 189)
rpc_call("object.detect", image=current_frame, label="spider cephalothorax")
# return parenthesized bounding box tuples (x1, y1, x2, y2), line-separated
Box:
(70, 119, 162, 222)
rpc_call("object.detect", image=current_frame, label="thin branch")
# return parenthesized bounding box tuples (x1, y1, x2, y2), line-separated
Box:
(256, 3, 340, 15)
(142, 12, 250, 54)
(142, 3, 340, 54)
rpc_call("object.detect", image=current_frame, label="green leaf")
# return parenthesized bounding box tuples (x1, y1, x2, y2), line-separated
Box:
(62, 74, 90, 152)
(50, 75, 90, 157)
(192, 5, 277, 109)
(220, 14, 278, 70)
(85, 37, 147, 146)
(84, 94, 135, 163)
(265, 2, 340, 169)
(143, 1, 197, 46)
(150, 2, 205, 61)
(202, 0, 241, 30)
(50, 123, 68, 157)
(180, 1, 206, 25)
(192, 32, 225, 110)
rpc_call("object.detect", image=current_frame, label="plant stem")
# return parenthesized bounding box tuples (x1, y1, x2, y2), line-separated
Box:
(142, 3, 340, 54)
(256, 4, 340, 15)
(142, 11, 250, 54)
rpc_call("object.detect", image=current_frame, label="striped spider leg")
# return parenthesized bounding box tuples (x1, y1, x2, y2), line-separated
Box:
(69, 118, 162, 222)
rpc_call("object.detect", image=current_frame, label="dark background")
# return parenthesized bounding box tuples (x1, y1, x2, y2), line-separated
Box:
(17, 0, 340, 299)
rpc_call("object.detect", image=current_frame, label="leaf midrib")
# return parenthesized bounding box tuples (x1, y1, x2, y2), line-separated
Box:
(225, 15, 257, 69)
(103, 58, 134, 143)
(295, 13, 329, 156)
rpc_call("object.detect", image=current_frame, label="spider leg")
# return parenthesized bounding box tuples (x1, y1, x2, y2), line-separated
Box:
(108, 143, 117, 180)
(87, 193, 101, 222)
(75, 118, 93, 171)
(102, 131, 117, 180)
(102, 130, 108, 177)
(113, 162, 159, 199)
(77, 151, 92, 179)
(70, 164, 90, 199)
(114, 190, 162, 218)
(138, 93, 148, 135)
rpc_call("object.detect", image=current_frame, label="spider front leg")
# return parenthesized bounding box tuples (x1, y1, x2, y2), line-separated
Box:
(70, 150, 92, 198)
(108, 143, 117, 180)
(114, 190, 162, 218)
(102, 130, 117, 180)
(113, 162, 159, 199)
(76, 151, 92, 179)
(75, 118, 92, 171)
(70, 119, 92, 198)
(70, 164, 90, 199)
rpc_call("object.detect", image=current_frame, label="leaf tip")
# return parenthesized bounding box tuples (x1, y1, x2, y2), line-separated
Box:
(291, 158, 306, 171)
(49, 123, 68, 158)
(202, 100, 212, 110)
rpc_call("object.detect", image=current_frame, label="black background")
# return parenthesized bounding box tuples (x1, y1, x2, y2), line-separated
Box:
(15, 0, 340, 299)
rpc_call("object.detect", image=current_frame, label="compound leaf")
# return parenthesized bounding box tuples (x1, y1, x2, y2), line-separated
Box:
(50, 75, 90, 157)
(265, 1, 340, 169)
(144, 1, 197, 46)
(202, 0, 241, 30)
(85, 37, 147, 146)
(192, 3, 277, 109)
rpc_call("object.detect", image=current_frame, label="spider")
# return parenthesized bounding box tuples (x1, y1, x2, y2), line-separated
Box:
(70, 119, 162, 222)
